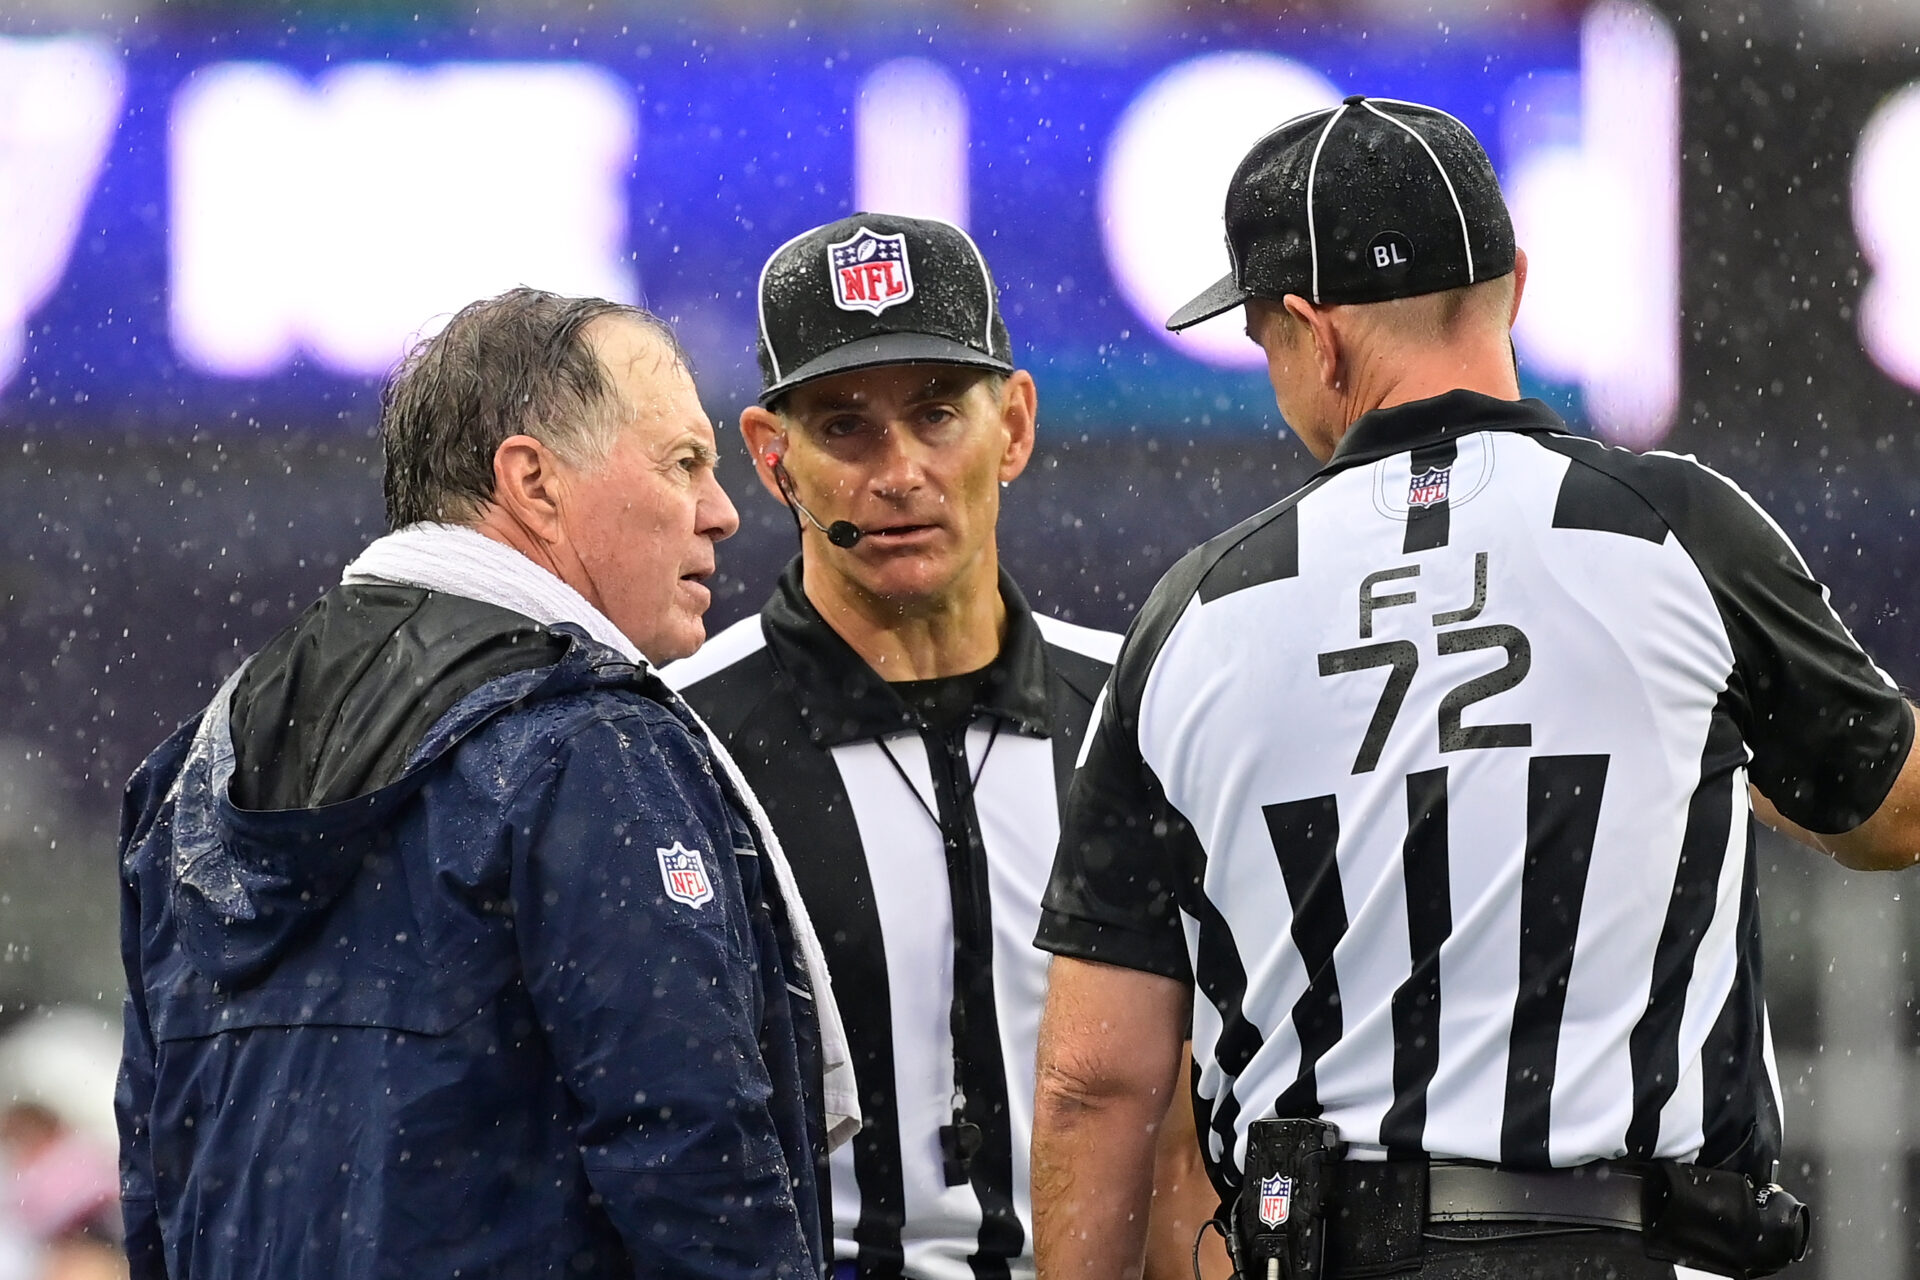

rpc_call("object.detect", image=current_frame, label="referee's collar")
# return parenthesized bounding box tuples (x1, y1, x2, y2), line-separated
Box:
(1320, 389, 1568, 476)
(758, 557, 1056, 748)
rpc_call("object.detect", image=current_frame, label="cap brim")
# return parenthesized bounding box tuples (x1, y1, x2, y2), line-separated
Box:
(1165, 271, 1251, 332)
(760, 334, 1014, 408)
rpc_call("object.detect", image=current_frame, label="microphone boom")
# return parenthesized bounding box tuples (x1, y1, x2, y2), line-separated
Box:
(771, 456, 865, 548)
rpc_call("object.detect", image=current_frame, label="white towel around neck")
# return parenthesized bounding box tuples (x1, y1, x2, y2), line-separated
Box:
(343, 522, 860, 1149)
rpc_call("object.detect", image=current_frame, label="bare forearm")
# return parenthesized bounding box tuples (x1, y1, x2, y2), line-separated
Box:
(1142, 1053, 1231, 1280)
(1032, 1071, 1164, 1280)
(1031, 957, 1191, 1280)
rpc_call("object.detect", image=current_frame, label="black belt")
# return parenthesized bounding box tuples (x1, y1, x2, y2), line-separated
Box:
(1425, 1162, 1643, 1231)
(1247, 1154, 1806, 1279)
(1324, 1159, 1644, 1233)
(1296, 1160, 1647, 1278)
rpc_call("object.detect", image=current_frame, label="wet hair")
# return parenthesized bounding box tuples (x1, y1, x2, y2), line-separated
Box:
(380, 287, 687, 529)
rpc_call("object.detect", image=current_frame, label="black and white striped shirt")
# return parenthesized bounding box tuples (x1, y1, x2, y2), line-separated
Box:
(666, 560, 1118, 1280)
(1038, 391, 1912, 1188)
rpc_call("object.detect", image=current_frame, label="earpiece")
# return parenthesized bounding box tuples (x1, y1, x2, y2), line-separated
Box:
(764, 448, 865, 549)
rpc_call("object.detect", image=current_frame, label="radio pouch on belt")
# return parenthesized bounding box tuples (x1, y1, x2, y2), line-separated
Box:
(1230, 1118, 1347, 1280)
(1640, 1161, 1811, 1278)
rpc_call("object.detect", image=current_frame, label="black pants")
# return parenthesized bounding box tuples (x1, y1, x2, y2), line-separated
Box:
(1395, 1224, 1677, 1280)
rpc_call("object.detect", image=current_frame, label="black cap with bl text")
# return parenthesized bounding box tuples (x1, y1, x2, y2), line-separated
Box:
(755, 213, 1014, 407)
(1167, 95, 1516, 330)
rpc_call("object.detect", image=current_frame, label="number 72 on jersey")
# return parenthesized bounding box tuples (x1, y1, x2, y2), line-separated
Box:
(1318, 552, 1533, 775)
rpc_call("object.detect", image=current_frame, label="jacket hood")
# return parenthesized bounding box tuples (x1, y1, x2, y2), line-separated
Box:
(163, 585, 634, 986)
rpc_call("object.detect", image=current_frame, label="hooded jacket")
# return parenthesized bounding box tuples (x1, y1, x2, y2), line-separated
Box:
(116, 583, 828, 1280)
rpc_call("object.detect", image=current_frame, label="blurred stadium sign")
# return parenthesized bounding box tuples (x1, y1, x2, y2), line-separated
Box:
(3, 10, 1916, 448)
(0, 19, 1596, 430)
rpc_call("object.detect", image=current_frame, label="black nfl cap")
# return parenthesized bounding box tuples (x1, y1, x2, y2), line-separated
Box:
(755, 212, 1014, 407)
(1168, 95, 1516, 330)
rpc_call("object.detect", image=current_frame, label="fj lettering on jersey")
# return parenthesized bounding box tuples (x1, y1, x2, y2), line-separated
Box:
(829, 227, 915, 315)
(1327, 551, 1526, 774)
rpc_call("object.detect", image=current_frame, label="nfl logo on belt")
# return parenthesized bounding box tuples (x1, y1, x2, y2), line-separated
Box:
(1407, 465, 1451, 508)
(828, 227, 915, 315)
(1257, 1173, 1292, 1228)
(657, 841, 715, 908)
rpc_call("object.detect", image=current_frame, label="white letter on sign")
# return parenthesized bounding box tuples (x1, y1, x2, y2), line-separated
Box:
(0, 36, 125, 393)
(1099, 52, 1340, 370)
(169, 61, 638, 378)
(1854, 80, 1920, 391)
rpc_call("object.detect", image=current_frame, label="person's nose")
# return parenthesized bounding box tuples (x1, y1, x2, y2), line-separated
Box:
(701, 469, 741, 542)
(868, 421, 928, 499)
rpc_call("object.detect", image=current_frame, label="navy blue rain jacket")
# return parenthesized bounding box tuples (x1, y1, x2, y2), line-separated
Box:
(115, 584, 828, 1279)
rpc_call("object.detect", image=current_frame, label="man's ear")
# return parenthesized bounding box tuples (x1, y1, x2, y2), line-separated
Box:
(1509, 247, 1529, 326)
(739, 407, 792, 505)
(997, 370, 1038, 484)
(1283, 294, 1342, 390)
(491, 434, 568, 543)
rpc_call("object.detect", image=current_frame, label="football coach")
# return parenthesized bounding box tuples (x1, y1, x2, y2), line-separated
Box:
(1029, 97, 1918, 1279)
(115, 288, 855, 1279)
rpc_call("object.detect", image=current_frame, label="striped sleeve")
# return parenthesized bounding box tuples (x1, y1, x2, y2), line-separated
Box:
(1036, 684, 1193, 980)
(1543, 438, 1914, 834)
(1036, 553, 1214, 981)
(1676, 463, 1914, 832)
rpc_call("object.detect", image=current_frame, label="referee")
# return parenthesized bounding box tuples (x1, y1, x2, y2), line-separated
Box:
(1029, 97, 1919, 1279)
(665, 214, 1218, 1280)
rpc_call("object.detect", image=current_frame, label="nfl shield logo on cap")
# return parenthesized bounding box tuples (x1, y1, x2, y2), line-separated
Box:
(657, 841, 715, 908)
(754, 212, 1014, 406)
(828, 226, 915, 315)
(1258, 1173, 1293, 1228)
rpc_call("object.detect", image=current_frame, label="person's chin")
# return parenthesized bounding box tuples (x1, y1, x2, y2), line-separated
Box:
(634, 596, 711, 665)
(849, 557, 960, 604)
(644, 619, 706, 665)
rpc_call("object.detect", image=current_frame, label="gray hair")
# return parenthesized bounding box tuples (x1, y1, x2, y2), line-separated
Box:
(380, 287, 687, 529)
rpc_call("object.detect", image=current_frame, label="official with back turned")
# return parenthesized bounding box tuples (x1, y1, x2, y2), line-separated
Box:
(1029, 97, 1920, 1280)
(666, 214, 1221, 1280)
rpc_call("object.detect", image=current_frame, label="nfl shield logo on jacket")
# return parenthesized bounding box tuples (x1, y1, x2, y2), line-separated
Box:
(658, 841, 715, 908)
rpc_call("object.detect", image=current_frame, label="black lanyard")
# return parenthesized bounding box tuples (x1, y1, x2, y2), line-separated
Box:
(874, 717, 1004, 1186)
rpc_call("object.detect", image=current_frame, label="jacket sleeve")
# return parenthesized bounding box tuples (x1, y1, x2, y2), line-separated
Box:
(505, 711, 815, 1280)
(115, 788, 167, 1279)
